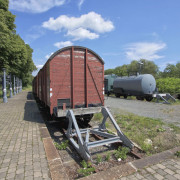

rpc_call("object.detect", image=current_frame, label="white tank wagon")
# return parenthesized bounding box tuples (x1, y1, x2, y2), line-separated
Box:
(113, 74, 156, 101)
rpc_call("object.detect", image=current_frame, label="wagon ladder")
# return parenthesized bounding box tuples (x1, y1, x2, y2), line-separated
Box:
(66, 107, 134, 161)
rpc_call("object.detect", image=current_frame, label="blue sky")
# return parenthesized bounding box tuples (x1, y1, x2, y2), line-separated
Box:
(9, 0, 180, 75)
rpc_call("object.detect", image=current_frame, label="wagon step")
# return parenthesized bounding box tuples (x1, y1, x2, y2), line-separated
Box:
(153, 93, 176, 104)
(65, 107, 134, 161)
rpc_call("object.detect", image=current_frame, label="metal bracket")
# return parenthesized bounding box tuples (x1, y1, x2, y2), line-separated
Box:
(66, 107, 134, 161)
(153, 93, 176, 104)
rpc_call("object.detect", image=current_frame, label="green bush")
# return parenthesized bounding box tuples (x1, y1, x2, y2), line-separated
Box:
(156, 78, 180, 94)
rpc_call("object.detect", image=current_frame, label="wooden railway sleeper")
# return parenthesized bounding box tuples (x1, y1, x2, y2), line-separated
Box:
(65, 107, 134, 161)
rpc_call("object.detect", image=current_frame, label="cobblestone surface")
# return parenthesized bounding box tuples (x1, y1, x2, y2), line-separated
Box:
(119, 158, 180, 180)
(0, 91, 51, 180)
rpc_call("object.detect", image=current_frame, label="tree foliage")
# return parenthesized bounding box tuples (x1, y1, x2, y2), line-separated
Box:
(105, 59, 159, 77)
(0, 0, 36, 86)
(160, 62, 180, 78)
(156, 78, 180, 94)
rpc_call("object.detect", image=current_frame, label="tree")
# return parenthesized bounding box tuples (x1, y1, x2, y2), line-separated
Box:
(104, 69, 115, 75)
(128, 59, 159, 77)
(114, 65, 128, 76)
(161, 62, 180, 78)
(0, 0, 36, 86)
(0, 0, 9, 11)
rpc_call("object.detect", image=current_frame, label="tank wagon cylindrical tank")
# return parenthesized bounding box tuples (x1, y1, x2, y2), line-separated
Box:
(104, 74, 117, 96)
(113, 74, 156, 101)
(33, 46, 104, 119)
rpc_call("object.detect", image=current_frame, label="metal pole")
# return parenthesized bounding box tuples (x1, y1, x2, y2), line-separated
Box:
(16, 77, 19, 94)
(20, 79, 22, 92)
(9, 74, 12, 98)
(2, 68, 7, 103)
(13, 75, 16, 95)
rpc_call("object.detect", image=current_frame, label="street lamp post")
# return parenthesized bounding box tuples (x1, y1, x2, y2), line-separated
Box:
(13, 75, 16, 95)
(2, 68, 7, 103)
(9, 74, 12, 98)
(16, 77, 19, 94)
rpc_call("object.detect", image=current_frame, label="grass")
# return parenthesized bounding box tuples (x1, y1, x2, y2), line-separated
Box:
(96, 155, 103, 164)
(175, 151, 180, 158)
(92, 113, 103, 122)
(78, 160, 95, 177)
(114, 146, 130, 160)
(109, 112, 180, 155)
(54, 140, 69, 150)
(105, 152, 111, 161)
(23, 85, 32, 91)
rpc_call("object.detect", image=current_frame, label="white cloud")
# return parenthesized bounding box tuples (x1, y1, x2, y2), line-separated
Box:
(32, 64, 44, 76)
(78, 0, 85, 9)
(9, 0, 66, 13)
(54, 41, 73, 48)
(125, 42, 166, 60)
(45, 52, 54, 59)
(42, 11, 114, 40)
(36, 64, 44, 69)
(25, 26, 45, 43)
(67, 28, 99, 41)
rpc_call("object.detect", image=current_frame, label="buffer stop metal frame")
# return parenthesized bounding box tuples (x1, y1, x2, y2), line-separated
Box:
(65, 107, 134, 161)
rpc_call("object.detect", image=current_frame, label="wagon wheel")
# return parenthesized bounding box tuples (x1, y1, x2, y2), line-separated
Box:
(83, 114, 94, 124)
(145, 96, 153, 102)
(115, 93, 120, 98)
(124, 95, 128, 99)
(136, 96, 144, 101)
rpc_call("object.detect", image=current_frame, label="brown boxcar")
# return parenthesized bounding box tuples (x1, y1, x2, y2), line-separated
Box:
(33, 46, 104, 117)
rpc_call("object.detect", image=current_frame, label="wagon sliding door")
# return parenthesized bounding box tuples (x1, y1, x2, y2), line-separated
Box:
(72, 47, 104, 108)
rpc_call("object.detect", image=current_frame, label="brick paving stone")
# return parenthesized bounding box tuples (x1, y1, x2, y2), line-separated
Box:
(164, 168, 175, 175)
(174, 164, 180, 169)
(165, 174, 177, 180)
(119, 158, 180, 180)
(135, 173, 143, 179)
(174, 173, 180, 179)
(6, 172, 15, 179)
(146, 167, 156, 174)
(156, 163, 166, 169)
(153, 173, 164, 180)
(0, 172, 6, 178)
(176, 169, 180, 174)
(0, 92, 51, 180)
(156, 168, 167, 176)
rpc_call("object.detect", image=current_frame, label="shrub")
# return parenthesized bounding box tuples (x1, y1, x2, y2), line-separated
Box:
(156, 78, 180, 94)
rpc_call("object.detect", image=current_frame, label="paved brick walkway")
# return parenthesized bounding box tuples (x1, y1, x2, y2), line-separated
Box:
(120, 158, 180, 180)
(0, 91, 51, 180)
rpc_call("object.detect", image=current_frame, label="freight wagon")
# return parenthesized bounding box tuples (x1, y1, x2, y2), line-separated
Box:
(32, 46, 134, 161)
(32, 46, 104, 119)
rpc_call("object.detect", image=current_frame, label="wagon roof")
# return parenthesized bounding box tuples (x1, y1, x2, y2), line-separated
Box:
(48, 46, 104, 65)
(35, 46, 104, 78)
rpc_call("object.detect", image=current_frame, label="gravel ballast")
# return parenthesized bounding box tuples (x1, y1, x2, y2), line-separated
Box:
(105, 97, 180, 127)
